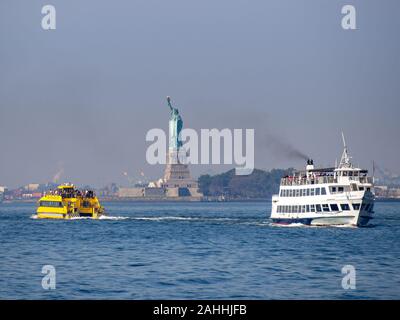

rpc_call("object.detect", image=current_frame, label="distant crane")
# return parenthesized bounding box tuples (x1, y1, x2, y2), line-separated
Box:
(122, 170, 148, 187)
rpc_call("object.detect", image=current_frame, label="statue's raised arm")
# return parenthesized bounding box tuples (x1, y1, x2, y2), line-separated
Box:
(167, 96, 173, 112)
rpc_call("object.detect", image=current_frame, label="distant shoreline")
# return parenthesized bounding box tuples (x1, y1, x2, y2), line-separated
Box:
(2, 198, 400, 204)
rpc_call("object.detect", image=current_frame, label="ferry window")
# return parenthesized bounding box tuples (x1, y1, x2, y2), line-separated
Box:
(340, 204, 350, 211)
(315, 188, 320, 196)
(296, 190, 300, 197)
(331, 187, 337, 193)
(349, 171, 353, 177)
(306, 189, 310, 196)
(280, 190, 283, 196)
(302, 189, 306, 197)
(306, 205, 310, 213)
(295, 205, 299, 213)
(322, 204, 330, 212)
(321, 188, 327, 195)
(352, 203, 361, 210)
(338, 187, 344, 192)
(330, 204, 339, 211)
(359, 187, 364, 191)
(310, 205, 315, 212)
(301, 205, 305, 213)
(343, 171, 348, 176)
(289, 190, 293, 197)
(40, 201, 62, 208)
(316, 204, 322, 212)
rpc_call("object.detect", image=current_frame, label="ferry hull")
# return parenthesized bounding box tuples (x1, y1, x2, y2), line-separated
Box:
(271, 211, 373, 227)
(37, 212, 103, 219)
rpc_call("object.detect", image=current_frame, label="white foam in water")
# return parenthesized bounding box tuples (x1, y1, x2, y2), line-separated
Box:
(30, 214, 38, 219)
(269, 222, 308, 228)
(131, 216, 200, 221)
(98, 215, 129, 220)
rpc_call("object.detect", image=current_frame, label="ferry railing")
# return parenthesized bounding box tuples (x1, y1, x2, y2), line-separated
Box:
(280, 176, 337, 186)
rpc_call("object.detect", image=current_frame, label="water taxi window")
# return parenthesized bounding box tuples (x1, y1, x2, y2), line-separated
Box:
(352, 203, 361, 210)
(40, 201, 62, 208)
(330, 204, 339, 211)
(316, 204, 322, 212)
(340, 204, 350, 211)
(321, 188, 327, 195)
(322, 204, 330, 212)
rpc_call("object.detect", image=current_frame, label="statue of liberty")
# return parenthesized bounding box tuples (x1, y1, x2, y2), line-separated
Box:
(167, 96, 183, 151)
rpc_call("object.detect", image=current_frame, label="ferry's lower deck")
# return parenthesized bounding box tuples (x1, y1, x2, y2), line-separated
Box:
(270, 186, 375, 227)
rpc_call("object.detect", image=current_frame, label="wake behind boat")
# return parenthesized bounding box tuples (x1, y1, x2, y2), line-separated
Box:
(270, 134, 375, 227)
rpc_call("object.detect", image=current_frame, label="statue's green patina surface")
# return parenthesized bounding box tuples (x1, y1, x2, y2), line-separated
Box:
(167, 96, 183, 150)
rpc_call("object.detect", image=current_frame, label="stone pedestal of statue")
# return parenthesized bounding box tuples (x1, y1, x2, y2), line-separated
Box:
(162, 148, 201, 198)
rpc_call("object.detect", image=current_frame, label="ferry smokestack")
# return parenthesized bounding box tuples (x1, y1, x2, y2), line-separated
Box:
(306, 159, 314, 171)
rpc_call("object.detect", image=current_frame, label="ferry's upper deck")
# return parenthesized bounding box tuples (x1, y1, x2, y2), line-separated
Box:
(281, 165, 373, 186)
(280, 134, 373, 187)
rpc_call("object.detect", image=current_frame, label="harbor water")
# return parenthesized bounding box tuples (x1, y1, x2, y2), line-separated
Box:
(0, 201, 399, 299)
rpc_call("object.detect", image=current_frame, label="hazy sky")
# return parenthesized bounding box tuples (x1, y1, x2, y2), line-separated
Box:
(0, 0, 399, 188)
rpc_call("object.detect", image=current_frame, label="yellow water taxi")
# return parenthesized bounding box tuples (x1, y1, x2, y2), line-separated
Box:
(36, 184, 105, 219)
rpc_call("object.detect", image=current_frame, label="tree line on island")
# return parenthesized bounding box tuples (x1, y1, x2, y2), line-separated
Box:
(198, 168, 294, 200)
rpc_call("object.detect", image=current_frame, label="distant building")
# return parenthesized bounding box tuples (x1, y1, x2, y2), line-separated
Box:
(117, 187, 144, 198)
(375, 185, 400, 199)
(25, 184, 40, 192)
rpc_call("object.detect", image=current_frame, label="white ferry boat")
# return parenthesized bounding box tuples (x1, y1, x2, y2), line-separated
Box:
(270, 135, 375, 227)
